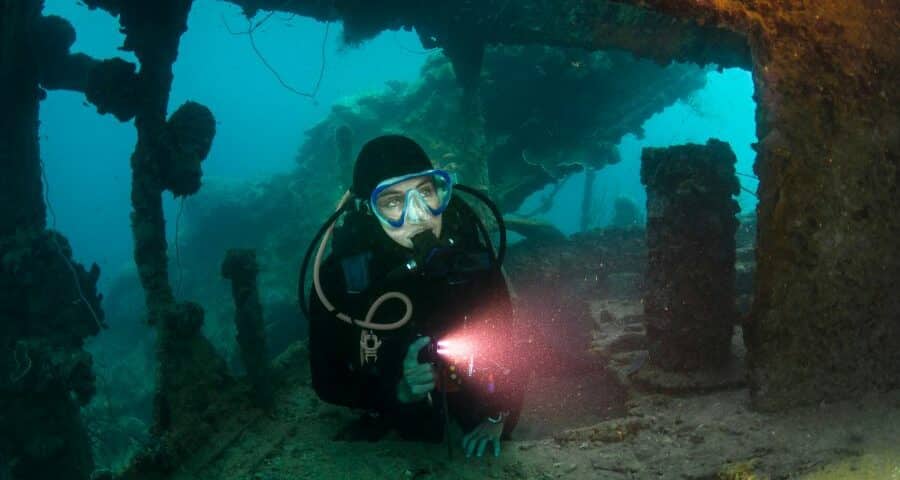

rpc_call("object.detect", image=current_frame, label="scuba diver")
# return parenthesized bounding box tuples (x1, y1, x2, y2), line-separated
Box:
(300, 134, 525, 458)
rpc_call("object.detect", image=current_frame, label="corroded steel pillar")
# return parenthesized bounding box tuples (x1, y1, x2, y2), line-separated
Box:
(640, 139, 740, 371)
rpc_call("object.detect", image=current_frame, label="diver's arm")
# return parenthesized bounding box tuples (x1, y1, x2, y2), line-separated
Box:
(308, 295, 366, 408)
(307, 262, 406, 412)
(309, 300, 408, 412)
(307, 257, 374, 409)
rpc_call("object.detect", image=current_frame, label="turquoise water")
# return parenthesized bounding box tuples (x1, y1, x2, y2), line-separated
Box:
(517, 68, 757, 235)
(24, 2, 763, 477)
(39, 2, 756, 289)
(40, 0, 428, 288)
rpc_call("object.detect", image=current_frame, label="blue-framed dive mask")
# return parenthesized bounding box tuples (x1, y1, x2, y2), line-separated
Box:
(369, 169, 454, 228)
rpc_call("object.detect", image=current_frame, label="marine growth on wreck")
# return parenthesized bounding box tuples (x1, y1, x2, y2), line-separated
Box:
(1, 0, 898, 479)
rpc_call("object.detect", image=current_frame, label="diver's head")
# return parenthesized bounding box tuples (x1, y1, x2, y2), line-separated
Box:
(352, 135, 452, 249)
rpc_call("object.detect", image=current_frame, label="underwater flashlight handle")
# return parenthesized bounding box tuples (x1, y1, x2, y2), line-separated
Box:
(417, 337, 442, 365)
(416, 337, 464, 392)
(415, 336, 507, 396)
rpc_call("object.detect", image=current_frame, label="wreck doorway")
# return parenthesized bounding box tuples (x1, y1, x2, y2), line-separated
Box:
(503, 63, 759, 439)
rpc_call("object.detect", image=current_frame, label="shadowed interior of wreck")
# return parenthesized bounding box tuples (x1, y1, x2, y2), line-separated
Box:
(1, 1, 898, 478)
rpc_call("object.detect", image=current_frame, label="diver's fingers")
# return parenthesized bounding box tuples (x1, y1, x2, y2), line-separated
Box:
(477, 438, 488, 457)
(407, 374, 434, 388)
(462, 429, 477, 453)
(465, 436, 477, 457)
(410, 382, 434, 395)
(409, 376, 433, 389)
(407, 363, 434, 379)
(407, 366, 435, 383)
(408, 379, 434, 393)
(411, 362, 432, 372)
(404, 337, 431, 365)
(463, 430, 476, 457)
(465, 431, 486, 458)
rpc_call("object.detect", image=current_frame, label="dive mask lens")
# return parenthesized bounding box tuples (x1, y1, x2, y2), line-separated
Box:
(370, 169, 453, 228)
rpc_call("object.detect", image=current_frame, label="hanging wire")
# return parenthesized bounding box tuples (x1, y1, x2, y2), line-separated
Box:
(39, 156, 104, 330)
(222, 9, 330, 100)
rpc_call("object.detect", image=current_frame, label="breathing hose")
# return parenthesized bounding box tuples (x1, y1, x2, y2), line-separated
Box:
(299, 185, 507, 332)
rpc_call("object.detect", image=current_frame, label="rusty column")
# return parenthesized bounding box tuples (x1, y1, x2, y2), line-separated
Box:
(640, 139, 740, 371)
(222, 249, 274, 410)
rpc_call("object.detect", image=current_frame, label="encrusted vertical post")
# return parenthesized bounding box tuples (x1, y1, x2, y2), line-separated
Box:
(640, 139, 740, 371)
(79, 0, 230, 470)
(222, 249, 274, 410)
(0, 3, 102, 479)
(0, 0, 46, 236)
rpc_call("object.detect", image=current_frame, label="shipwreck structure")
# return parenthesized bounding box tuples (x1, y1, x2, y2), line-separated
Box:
(641, 139, 741, 372)
(223, 0, 900, 412)
(2, 0, 897, 477)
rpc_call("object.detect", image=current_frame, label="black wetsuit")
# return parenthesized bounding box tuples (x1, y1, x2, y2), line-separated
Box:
(306, 200, 524, 442)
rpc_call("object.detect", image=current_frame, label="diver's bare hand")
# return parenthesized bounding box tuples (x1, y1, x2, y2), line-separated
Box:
(397, 337, 435, 404)
(462, 418, 504, 458)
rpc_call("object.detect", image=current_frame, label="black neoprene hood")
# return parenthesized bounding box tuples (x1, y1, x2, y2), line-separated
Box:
(351, 134, 434, 199)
